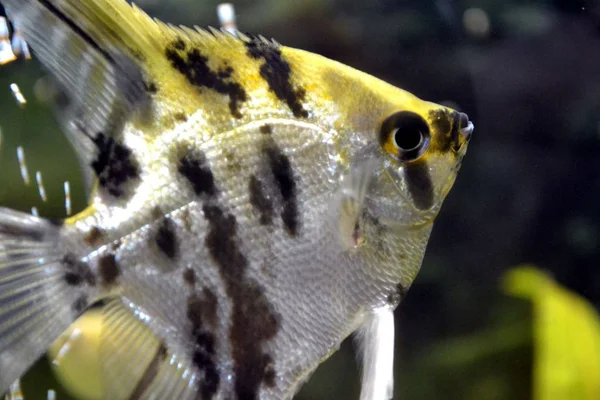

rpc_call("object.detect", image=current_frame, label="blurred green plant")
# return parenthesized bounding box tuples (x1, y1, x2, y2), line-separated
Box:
(504, 266, 600, 400)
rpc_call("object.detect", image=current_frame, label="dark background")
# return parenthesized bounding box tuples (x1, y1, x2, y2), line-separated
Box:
(1, 0, 599, 399)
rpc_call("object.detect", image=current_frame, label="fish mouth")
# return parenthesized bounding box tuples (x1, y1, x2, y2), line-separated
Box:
(451, 112, 473, 152)
(460, 120, 474, 141)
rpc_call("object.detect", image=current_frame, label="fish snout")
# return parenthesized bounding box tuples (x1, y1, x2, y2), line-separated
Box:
(457, 112, 474, 142)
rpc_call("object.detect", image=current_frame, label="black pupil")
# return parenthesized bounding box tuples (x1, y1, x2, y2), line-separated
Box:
(380, 111, 430, 159)
(394, 126, 423, 151)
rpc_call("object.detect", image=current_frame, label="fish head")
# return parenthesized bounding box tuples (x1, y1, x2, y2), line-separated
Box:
(285, 49, 472, 227)
(368, 102, 472, 226)
(329, 76, 473, 226)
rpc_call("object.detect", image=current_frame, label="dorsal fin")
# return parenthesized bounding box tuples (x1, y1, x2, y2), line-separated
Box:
(1, 0, 162, 194)
(2, 1, 296, 199)
(1, 1, 275, 198)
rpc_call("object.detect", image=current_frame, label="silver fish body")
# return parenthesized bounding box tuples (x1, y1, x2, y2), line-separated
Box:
(56, 118, 432, 399)
(0, 1, 473, 399)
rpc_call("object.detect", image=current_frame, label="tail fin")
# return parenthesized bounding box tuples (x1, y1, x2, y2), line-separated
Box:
(0, 207, 84, 392)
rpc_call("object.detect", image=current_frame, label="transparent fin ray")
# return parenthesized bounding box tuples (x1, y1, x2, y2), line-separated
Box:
(99, 298, 199, 400)
(0, 207, 82, 393)
(355, 307, 395, 400)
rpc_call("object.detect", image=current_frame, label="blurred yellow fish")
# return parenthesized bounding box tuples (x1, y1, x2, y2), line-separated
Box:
(0, 0, 472, 399)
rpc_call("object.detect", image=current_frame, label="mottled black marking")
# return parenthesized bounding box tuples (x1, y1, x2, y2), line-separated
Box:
(363, 211, 390, 255)
(262, 355, 276, 388)
(98, 254, 120, 286)
(203, 204, 280, 399)
(145, 81, 158, 94)
(177, 149, 217, 197)
(150, 206, 165, 220)
(428, 109, 460, 153)
(249, 175, 274, 226)
(218, 65, 234, 79)
(48, 218, 64, 228)
(174, 111, 188, 122)
(187, 292, 220, 399)
(203, 205, 247, 282)
(165, 39, 248, 118)
(188, 289, 219, 331)
(264, 142, 299, 236)
(246, 38, 308, 118)
(200, 289, 219, 329)
(72, 295, 89, 315)
(259, 124, 272, 134)
(429, 109, 451, 138)
(183, 268, 197, 287)
(396, 282, 408, 299)
(155, 218, 178, 259)
(387, 282, 408, 305)
(62, 254, 96, 287)
(64, 272, 82, 286)
(91, 132, 140, 197)
(444, 112, 464, 149)
(404, 161, 434, 210)
(129, 342, 167, 400)
(84, 226, 104, 247)
(173, 38, 186, 50)
(229, 282, 280, 399)
(281, 205, 298, 237)
(352, 219, 361, 245)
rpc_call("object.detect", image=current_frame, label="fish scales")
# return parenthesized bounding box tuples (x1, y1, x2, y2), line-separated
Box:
(0, 1, 473, 399)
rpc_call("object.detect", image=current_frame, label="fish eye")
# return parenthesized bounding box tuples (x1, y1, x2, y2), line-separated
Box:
(380, 111, 430, 162)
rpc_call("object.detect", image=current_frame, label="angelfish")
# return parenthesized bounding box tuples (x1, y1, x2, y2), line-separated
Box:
(0, 1, 473, 399)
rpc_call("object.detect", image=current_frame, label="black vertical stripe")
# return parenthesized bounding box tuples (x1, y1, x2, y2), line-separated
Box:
(155, 217, 179, 259)
(187, 291, 220, 398)
(245, 38, 308, 118)
(404, 161, 435, 210)
(263, 141, 299, 236)
(202, 204, 280, 399)
(98, 253, 120, 286)
(177, 149, 217, 197)
(248, 175, 274, 226)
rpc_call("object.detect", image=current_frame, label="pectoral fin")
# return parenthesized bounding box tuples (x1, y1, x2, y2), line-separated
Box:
(355, 307, 396, 400)
(100, 298, 199, 400)
(49, 297, 200, 400)
(335, 160, 377, 251)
